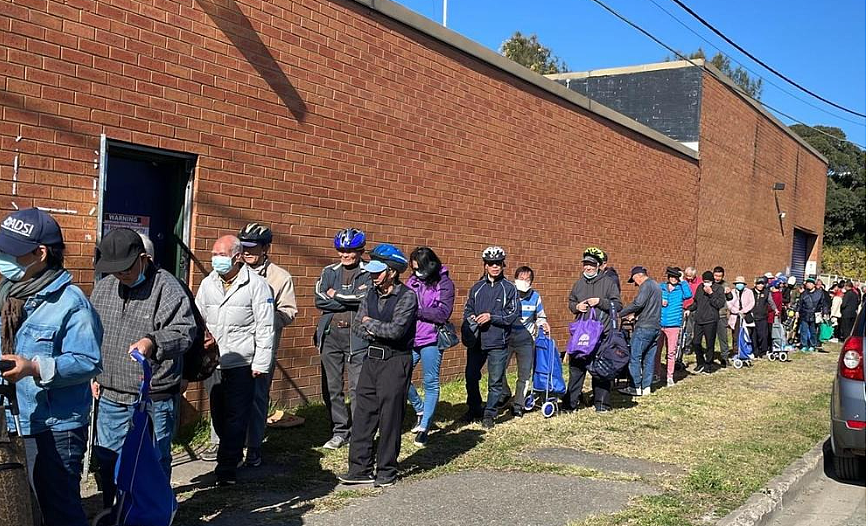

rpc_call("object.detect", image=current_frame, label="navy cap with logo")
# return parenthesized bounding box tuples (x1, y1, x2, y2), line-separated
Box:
(627, 265, 648, 283)
(0, 208, 63, 257)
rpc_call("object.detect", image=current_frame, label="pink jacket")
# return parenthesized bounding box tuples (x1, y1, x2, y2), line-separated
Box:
(727, 288, 755, 329)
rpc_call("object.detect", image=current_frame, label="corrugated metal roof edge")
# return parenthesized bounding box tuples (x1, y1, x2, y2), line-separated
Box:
(350, 0, 700, 161)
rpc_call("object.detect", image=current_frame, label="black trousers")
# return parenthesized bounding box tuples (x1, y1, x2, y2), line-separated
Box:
(320, 326, 364, 440)
(210, 366, 255, 479)
(752, 319, 770, 356)
(564, 354, 611, 410)
(692, 322, 717, 366)
(840, 316, 856, 341)
(347, 353, 412, 483)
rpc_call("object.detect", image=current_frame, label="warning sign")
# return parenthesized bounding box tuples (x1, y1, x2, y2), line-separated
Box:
(103, 213, 150, 237)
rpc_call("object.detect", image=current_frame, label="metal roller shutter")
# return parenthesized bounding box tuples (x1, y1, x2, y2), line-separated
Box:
(791, 230, 808, 283)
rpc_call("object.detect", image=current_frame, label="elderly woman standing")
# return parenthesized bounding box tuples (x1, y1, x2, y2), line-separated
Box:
(658, 267, 692, 386)
(726, 276, 755, 364)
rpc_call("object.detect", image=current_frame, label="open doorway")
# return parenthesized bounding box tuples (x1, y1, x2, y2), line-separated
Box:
(790, 228, 818, 283)
(98, 137, 196, 282)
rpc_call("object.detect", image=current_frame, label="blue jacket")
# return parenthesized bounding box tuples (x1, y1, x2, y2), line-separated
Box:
(463, 274, 521, 350)
(660, 280, 693, 328)
(797, 288, 829, 318)
(4, 271, 103, 435)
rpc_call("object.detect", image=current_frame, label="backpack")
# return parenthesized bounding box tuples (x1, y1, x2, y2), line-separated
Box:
(588, 305, 630, 380)
(566, 308, 604, 358)
(178, 280, 219, 382)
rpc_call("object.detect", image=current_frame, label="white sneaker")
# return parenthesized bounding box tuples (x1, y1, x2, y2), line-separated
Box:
(410, 413, 424, 433)
(322, 436, 347, 449)
(667, 377, 675, 387)
(642, 387, 652, 396)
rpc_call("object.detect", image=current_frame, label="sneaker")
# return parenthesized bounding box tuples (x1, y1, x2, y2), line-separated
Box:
(618, 386, 641, 396)
(322, 436, 348, 450)
(667, 377, 675, 387)
(374, 477, 397, 488)
(481, 416, 495, 429)
(511, 406, 523, 418)
(461, 410, 483, 424)
(414, 429, 429, 447)
(215, 473, 237, 487)
(410, 413, 424, 433)
(808, 347, 815, 352)
(691, 364, 705, 375)
(245, 449, 262, 467)
(199, 444, 219, 462)
(642, 387, 652, 396)
(337, 473, 375, 485)
(594, 404, 611, 413)
(718, 359, 728, 368)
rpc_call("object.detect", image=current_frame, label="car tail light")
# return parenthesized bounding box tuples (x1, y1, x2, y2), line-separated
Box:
(839, 336, 864, 381)
(846, 420, 866, 430)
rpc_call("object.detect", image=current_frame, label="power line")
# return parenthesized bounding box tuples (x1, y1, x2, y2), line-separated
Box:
(646, 0, 865, 128)
(583, 0, 867, 151)
(667, 0, 866, 119)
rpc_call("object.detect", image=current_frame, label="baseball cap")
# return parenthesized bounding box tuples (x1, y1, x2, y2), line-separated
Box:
(361, 259, 388, 274)
(0, 208, 64, 257)
(665, 266, 682, 278)
(94, 228, 146, 274)
(805, 276, 816, 284)
(627, 266, 647, 283)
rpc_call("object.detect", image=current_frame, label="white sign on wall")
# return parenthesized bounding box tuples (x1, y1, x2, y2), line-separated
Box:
(805, 260, 817, 276)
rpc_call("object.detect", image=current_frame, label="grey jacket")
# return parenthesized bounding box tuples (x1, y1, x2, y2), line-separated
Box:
(568, 273, 623, 335)
(620, 278, 662, 330)
(91, 265, 197, 404)
(314, 262, 372, 355)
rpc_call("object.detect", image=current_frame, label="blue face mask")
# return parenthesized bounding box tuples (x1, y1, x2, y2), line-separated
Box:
(211, 255, 235, 275)
(130, 271, 146, 288)
(735, 283, 745, 291)
(0, 253, 31, 282)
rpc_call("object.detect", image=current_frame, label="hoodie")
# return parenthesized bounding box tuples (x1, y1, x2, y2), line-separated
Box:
(406, 267, 456, 347)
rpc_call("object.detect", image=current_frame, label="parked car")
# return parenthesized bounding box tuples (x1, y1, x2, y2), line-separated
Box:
(830, 300, 866, 480)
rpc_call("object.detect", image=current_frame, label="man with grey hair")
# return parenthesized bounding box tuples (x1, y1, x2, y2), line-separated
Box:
(196, 235, 274, 485)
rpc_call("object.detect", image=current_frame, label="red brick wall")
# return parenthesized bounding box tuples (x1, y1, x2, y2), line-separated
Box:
(8, 0, 809, 417)
(697, 75, 827, 280)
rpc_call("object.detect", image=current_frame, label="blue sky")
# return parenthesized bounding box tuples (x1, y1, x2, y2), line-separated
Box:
(393, 0, 867, 148)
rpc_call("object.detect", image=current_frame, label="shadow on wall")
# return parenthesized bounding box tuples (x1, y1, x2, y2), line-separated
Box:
(195, 0, 307, 123)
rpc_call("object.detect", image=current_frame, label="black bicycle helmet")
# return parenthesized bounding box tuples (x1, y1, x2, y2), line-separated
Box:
(238, 222, 273, 245)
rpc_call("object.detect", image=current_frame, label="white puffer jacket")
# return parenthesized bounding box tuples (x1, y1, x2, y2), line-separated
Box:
(195, 265, 275, 373)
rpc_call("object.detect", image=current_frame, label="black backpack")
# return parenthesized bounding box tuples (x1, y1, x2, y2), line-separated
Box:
(587, 305, 630, 380)
(177, 280, 218, 383)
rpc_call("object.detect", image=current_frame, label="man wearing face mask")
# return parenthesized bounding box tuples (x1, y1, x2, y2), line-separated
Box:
(338, 244, 417, 488)
(749, 277, 778, 358)
(687, 271, 726, 374)
(0, 208, 103, 526)
(196, 235, 274, 486)
(90, 228, 197, 510)
(565, 248, 622, 412)
(315, 228, 372, 450)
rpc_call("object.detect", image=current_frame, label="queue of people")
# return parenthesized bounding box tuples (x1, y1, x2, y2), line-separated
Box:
(0, 210, 860, 524)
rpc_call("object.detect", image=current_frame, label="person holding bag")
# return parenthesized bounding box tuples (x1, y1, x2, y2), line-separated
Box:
(726, 276, 755, 366)
(405, 247, 455, 447)
(564, 248, 622, 413)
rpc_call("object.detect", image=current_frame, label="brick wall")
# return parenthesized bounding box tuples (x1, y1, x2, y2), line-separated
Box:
(1, 0, 822, 417)
(696, 75, 827, 280)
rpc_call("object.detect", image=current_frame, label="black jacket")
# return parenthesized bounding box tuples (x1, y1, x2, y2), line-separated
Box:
(841, 290, 860, 318)
(688, 282, 726, 325)
(463, 274, 521, 350)
(568, 272, 622, 336)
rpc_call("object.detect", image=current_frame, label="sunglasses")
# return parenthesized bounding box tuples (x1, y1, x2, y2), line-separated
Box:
(485, 262, 503, 267)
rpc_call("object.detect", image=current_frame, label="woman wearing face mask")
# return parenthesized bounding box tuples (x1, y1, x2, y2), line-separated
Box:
(687, 271, 726, 374)
(726, 277, 755, 362)
(0, 208, 103, 526)
(564, 247, 622, 413)
(404, 247, 455, 447)
(500, 266, 549, 417)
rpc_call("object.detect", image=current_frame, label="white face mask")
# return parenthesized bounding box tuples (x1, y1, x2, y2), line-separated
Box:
(515, 279, 531, 293)
(414, 271, 425, 279)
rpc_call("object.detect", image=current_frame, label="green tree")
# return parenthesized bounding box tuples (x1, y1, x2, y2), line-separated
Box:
(501, 32, 568, 75)
(822, 244, 867, 280)
(666, 48, 763, 99)
(790, 124, 866, 247)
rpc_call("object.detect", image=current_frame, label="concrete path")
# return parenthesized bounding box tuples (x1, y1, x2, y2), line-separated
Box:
(767, 451, 865, 526)
(302, 471, 659, 526)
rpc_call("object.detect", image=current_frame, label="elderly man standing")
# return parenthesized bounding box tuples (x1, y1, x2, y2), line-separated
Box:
(237, 222, 297, 467)
(90, 228, 197, 510)
(618, 266, 662, 396)
(196, 235, 274, 486)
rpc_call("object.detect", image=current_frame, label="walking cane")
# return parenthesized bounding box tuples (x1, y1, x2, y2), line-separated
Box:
(82, 383, 98, 481)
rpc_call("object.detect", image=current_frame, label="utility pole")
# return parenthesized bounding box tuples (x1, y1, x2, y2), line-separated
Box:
(443, 0, 447, 27)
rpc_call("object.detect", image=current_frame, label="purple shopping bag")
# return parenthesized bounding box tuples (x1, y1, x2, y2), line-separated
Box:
(566, 308, 604, 358)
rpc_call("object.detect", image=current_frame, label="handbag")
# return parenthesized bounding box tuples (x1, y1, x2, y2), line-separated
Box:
(566, 308, 604, 358)
(588, 305, 630, 380)
(436, 321, 460, 350)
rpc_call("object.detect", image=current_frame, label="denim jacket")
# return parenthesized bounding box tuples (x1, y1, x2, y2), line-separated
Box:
(4, 271, 103, 435)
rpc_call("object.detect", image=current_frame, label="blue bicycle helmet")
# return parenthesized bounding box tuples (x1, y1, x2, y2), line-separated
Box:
(334, 228, 366, 250)
(369, 243, 408, 272)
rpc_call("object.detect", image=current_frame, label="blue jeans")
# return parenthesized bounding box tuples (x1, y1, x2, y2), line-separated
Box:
(24, 427, 88, 526)
(465, 346, 509, 419)
(95, 395, 178, 508)
(407, 344, 442, 430)
(629, 327, 659, 390)
(800, 319, 818, 348)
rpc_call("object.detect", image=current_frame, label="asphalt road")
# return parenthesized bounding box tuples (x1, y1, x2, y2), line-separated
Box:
(768, 447, 866, 526)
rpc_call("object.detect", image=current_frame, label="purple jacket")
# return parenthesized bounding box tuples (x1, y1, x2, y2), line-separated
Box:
(406, 267, 456, 347)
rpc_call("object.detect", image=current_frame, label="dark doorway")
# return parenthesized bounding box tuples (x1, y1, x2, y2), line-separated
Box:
(790, 228, 817, 283)
(99, 139, 196, 281)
